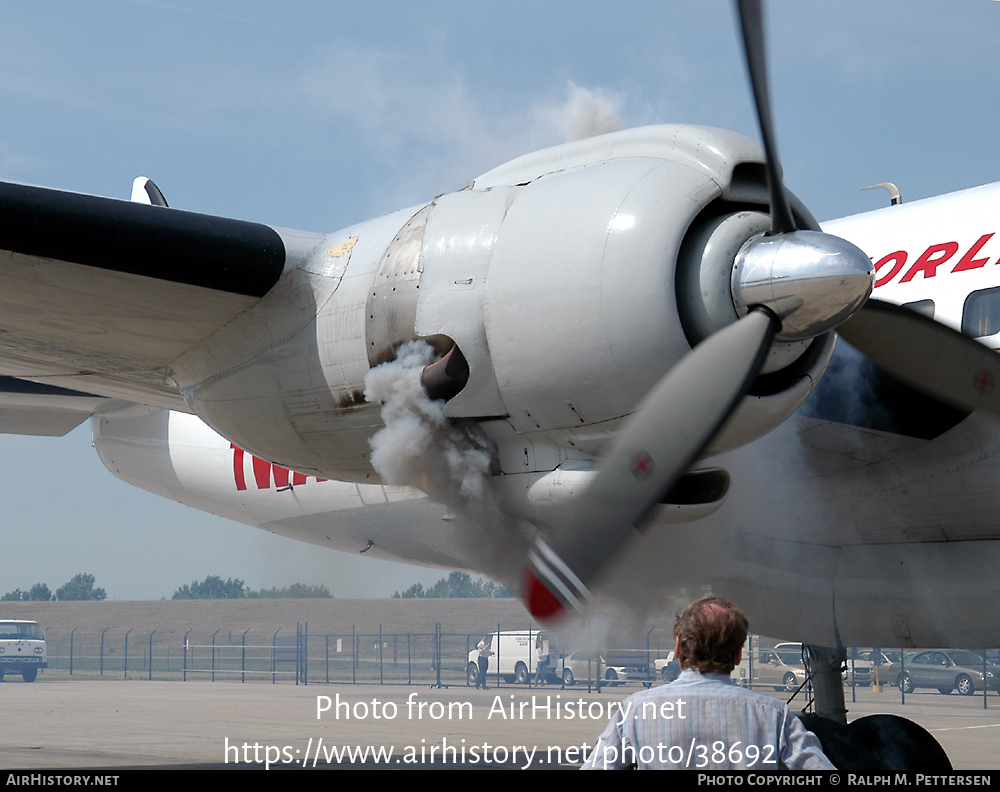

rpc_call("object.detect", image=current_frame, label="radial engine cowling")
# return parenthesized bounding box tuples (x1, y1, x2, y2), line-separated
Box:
(430, 125, 837, 454)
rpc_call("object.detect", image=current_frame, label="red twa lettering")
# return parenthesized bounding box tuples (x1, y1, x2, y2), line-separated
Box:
(252, 455, 271, 490)
(231, 444, 327, 490)
(231, 444, 247, 491)
(952, 233, 994, 272)
(900, 242, 959, 282)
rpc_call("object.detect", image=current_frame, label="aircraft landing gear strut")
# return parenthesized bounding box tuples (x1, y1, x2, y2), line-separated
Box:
(805, 644, 847, 724)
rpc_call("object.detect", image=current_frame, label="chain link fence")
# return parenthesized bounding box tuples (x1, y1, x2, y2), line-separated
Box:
(29, 626, 1000, 710)
(743, 636, 1000, 711)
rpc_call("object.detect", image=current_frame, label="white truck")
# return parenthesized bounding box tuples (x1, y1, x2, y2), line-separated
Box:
(0, 620, 47, 682)
(466, 630, 560, 685)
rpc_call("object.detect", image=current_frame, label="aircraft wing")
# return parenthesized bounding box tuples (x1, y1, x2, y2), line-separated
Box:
(0, 375, 116, 436)
(0, 181, 288, 410)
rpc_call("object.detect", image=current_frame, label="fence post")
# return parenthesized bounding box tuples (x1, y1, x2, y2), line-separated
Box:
(242, 629, 249, 684)
(70, 628, 77, 676)
(432, 625, 439, 689)
(148, 630, 156, 681)
(272, 628, 280, 684)
(212, 629, 220, 682)
(850, 649, 856, 703)
(100, 628, 108, 676)
(123, 629, 132, 678)
(900, 650, 905, 705)
(643, 627, 652, 686)
(379, 625, 383, 685)
(183, 630, 192, 681)
(326, 635, 329, 684)
(304, 621, 309, 685)
(527, 621, 533, 685)
(352, 625, 356, 685)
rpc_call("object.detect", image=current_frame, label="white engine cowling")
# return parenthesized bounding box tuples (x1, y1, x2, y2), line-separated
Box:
(179, 125, 833, 483)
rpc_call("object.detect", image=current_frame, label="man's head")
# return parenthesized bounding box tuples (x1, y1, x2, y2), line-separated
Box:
(673, 595, 749, 675)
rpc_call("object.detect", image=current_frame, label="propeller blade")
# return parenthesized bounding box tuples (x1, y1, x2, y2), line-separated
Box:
(837, 299, 1000, 415)
(523, 308, 779, 621)
(735, 0, 797, 236)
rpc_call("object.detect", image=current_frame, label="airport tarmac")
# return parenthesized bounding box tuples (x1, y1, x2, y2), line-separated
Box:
(2, 678, 999, 770)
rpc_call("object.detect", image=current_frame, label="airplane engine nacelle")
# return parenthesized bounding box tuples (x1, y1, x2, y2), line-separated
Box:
(418, 126, 834, 457)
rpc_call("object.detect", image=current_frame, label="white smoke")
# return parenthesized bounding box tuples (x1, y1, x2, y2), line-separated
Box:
(542, 81, 624, 142)
(364, 341, 533, 579)
(364, 341, 492, 501)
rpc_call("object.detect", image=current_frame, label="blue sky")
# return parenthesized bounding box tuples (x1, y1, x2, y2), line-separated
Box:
(1, 0, 998, 599)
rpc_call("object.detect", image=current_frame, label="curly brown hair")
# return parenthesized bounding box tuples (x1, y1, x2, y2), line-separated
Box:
(673, 596, 749, 675)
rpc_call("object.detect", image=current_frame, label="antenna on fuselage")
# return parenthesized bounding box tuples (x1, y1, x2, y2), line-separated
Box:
(860, 182, 902, 206)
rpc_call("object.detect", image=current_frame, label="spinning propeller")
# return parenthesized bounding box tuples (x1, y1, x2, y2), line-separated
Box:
(522, 0, 1000, 622)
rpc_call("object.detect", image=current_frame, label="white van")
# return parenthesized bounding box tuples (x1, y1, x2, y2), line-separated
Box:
(466, 630, 560, 685)
(0, 620, 47, 682)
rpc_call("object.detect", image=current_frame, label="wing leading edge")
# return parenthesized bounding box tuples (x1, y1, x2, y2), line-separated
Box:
(0, 181, 284, 296)
(0, 181, 291, 409)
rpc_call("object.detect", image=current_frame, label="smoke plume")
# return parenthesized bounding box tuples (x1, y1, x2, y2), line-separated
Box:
(543, 81, 623, 142)
(364, 341, 532, 579)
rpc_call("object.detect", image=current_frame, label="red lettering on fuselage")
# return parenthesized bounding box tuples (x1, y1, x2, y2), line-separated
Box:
(900, 241, 959, 282)
(230, 444, 327, 491)
(874, 251, 907, 288)
(952, 233, 995, 272)
(232, 445, 246, 490)
(872, 233, 996, 288)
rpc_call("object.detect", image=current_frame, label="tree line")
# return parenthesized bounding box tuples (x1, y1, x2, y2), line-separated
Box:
(1, 574, 332, 601)
(392, 571, 511, 599)
(3, 572, 511, 601)
(171, 576, 332, 600)
(2, 573, 106, 602)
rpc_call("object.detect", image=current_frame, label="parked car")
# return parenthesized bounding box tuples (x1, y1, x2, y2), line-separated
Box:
(848, 649, 895, 686)
(842, 657, 877, 686)
(752, 648, 807, 692)
(773, 642, 808, 665)
(896, 650, 1000, 695)
(653, 652, 680, 682)
(558, 649, 639, 686)
(767, 644, 892, 688)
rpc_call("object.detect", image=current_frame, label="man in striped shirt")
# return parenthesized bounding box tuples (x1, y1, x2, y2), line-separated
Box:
(581, 596, 835, 770)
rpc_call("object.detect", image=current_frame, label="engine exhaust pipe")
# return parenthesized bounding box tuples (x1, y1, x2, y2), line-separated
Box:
(420, 344, 470, 402)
